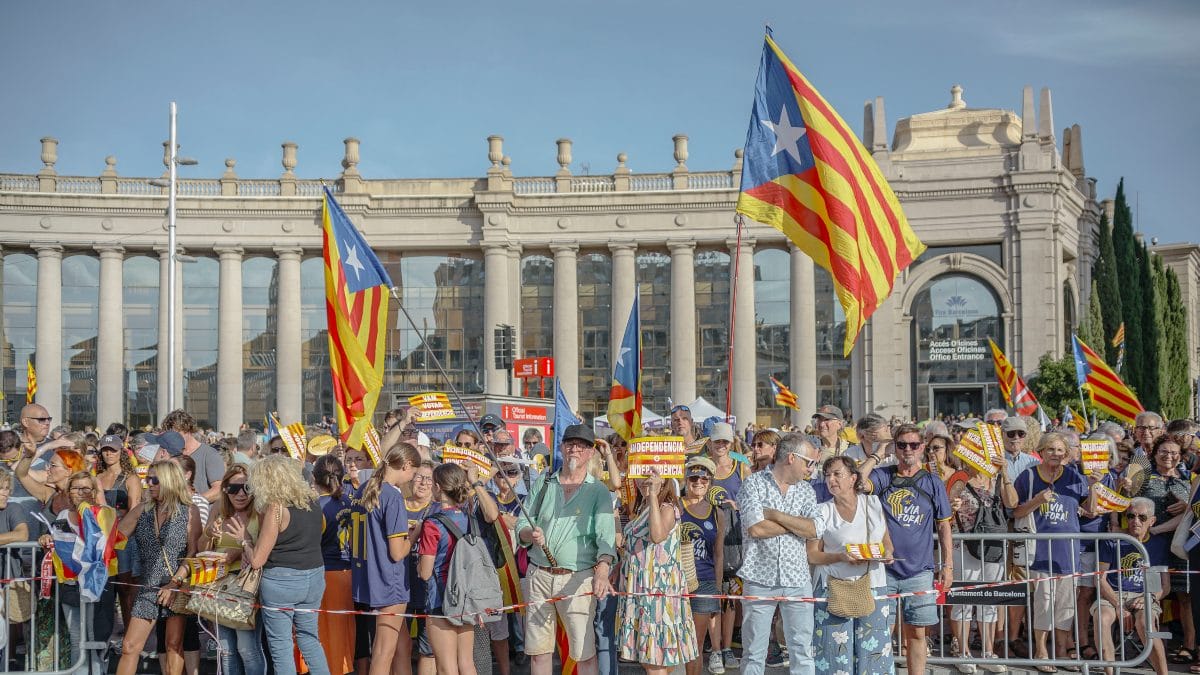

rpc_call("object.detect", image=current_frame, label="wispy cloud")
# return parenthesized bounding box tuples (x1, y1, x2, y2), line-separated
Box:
(990, 4, 1200, 67)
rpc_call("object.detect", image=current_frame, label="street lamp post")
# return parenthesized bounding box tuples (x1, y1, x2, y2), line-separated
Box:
(149, 101, 197, 413)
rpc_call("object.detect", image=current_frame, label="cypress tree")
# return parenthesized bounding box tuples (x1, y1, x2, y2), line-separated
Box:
(1138, 244, 1159, 412)
(1091, 210, 1120, 363)
(1158, 259, 1190, 419)
(1078, 280, 1106, 356)
(1110, 179, 1142, 392)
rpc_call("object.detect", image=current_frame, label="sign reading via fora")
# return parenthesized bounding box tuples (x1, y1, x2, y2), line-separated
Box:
(409, 392, 455, 421)
(627, 436, 687, 479)
(442, 443, 492, 478)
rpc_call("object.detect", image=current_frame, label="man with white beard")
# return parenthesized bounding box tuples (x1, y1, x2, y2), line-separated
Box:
(516, 424, 617, 675)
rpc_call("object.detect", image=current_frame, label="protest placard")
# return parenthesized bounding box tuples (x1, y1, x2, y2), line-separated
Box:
(1080, 439, 1110, 476)
(627, 436, 687, 479)
(442, 443, 493, 478)
(408, 392, 456, 421)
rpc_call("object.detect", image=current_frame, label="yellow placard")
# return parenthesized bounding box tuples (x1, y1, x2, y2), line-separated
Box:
(442, 443, 492, 478)
(953, 427, 998, 478)
(362, 423, 382, 467)
(186, 554, 227, 585)
(1093, 482, 1131, 513)
(628, 436, 687, 479)
(279, 422, 306, 461)
(409, 392, 455, 421)
(1080, 439, 1110, 476)
(845, 542, 887, 559)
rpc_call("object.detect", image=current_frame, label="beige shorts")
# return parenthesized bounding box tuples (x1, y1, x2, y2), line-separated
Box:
(524, 566, 597, 660)
(1092, 595, 1162, 622)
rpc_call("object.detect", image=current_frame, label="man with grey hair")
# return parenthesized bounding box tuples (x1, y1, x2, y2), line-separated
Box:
(235, 429, 259, 463)
(1134, 411, 1165, 455)
(1097, 420, 1125, 446)
(984, 408, 1008, 427)
(844, 413, 894, 467)
(737, 433, 822, 675)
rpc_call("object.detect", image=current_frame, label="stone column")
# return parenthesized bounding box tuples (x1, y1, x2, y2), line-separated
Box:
(551, 244, 579, 407)
(668, 241, 696, 406)
(789, 245, 817, 425)
(156, 247, 184, 420)
(507, 245, 522, 350)
(216, 247, 244, 433)
(274, 248, 303, 424)
(482, 243, 510, 395)
(96, 246, 125, 427)
(609, 243, 637, 366)
(33, 245, 63, 422)
(729, 238, 757, 429)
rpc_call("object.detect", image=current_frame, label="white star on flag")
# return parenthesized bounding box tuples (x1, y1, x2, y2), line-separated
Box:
(615, 345, 631, 368)
(344, 243, 365, 281)
(760, 106, 807, 166)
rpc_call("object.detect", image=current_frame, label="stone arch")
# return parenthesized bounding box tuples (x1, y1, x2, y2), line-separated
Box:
(900, 252, 1012, 319)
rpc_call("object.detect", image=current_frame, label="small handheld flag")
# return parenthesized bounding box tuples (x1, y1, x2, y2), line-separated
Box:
(26, 359, 37, 405)
(1111, 322, 1126, 373)
(606, 295, 643, 441)
(1072, 334, 1142, 424)
(769, 376, 799, 411)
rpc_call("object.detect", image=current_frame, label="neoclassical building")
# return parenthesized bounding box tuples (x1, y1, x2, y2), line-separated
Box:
(2, 84, 1197, 433)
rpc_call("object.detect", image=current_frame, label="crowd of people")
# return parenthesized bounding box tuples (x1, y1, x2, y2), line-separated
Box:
(2, 400, 1199, 675)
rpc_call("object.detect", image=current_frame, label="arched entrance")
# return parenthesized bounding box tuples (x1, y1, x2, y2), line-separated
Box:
(910, 273, 1005, 420)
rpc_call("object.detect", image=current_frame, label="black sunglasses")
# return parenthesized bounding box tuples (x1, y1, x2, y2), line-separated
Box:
(146, 476, 160, 486)
(670, 405, 690, 414)
(895, 441, 921, 450)
(1005, 430, 1027, 439)
(224, 483, 250, 495)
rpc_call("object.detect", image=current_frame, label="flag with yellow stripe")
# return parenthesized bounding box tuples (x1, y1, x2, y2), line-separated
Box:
(1072, 335, 1142, 424)
(736, 30, 925, 356)
(26, 359, 37, 405)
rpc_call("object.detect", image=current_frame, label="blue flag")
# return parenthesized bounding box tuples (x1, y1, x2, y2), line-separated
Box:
(551, 378, 580, 474)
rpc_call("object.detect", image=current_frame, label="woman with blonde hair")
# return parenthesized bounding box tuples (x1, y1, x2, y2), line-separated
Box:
(350, 444, 420, 675)
(240, 455, 329, 675)
(115, 461, 202, 675)
(202, 464, 265, 675)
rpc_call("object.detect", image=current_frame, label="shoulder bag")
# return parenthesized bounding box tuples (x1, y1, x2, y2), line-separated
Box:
(1011, 472, 1038, 568)
(825, 495, 876, 619)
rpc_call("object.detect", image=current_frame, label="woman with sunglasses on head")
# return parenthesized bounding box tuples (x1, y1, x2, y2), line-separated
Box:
(95, 435, 143, 642)
(313, 455, 357, 675)
(680, 457, 725, 675)
(115, 460, 202, 675)
(398, 460, 439, 675)
(202, 464, 266, 675)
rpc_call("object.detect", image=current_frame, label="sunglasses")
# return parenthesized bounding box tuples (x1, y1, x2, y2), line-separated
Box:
(1128, 513, 1152, 522)
(752, 442, 773, 448)
(501, 469, 522, 477)
(458, 441, 476, 448)
(146, 476, 160, 486)
(895, 441, 922, 450)
(224, 483, 249, 495)
(24, 416, 52, 424)
(986, 420, 1002, 426)
(670, 405, 691, 414)
(1005, 430, 1027, 439)
(269, 446, 286, 454)
(687, 475, 711, 483)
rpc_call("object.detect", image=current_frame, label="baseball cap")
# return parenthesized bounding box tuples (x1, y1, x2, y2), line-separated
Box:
(98, 434, 124, 450)
(561, 424, 595, 445)
(479, 414, 505, 432)
(147, 431, 185, 457)
(812, 404, 843, 421)
(1002, 417, 1027, 433)
(709, 422, 734, 443)
(685, 456, 717, 476)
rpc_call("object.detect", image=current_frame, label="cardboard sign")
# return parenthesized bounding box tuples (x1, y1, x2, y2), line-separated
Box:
(442, 443, 493, 478)
(845, 543, 887, 560)
(1093, 482, 1132, 513)
(185, 554, 228, 585)
(953, 425, 998, 478)
(627, 436, 687, 479)
(279, 422, 307, 461)
(409, 392, 456, 421)
(362, 423, 382, 467)
(1080, 440, 1111, 476)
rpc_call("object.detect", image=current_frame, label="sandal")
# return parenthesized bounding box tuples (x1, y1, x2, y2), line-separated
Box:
(1036, 667, 1057, 674)
(1172, 647, 1196, 664)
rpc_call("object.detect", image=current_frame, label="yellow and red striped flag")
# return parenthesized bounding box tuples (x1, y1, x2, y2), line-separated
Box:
(988, 339, 1039, 416)
(736, 31, 925, 356)
(26, 359, 37, 404)
(769, 376, 799, 411)
(1072, 335, 1142, 424)
(322, 187, 392, 450)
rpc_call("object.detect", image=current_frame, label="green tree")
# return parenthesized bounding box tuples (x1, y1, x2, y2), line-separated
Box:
(1138, 244, 1160, 412)
(1158, 258, 1191, 419)
(1029, 351, 1091, 421)
(1090, 210, 1119, 362)
(1110, 179, 1142, 391)
(1077, 280, 1107, 356)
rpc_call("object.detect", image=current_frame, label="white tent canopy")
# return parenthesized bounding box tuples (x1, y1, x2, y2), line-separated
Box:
(685, 396, 734, 427)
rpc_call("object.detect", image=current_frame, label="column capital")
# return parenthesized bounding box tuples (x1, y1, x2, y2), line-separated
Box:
(94, 244, 126, 259)
(667, 239, 696, 253)
(273, 246, 304, 260)
(481, 241, 512, 255)
(153, 244, 186, 258)
(506, 244, 523, 257)
(726, 237, 757, 252)
(32, 243, 63, 257)
(608, 241, 637, 254)
(214, 246, 245, 260)
(550, 242, 579, 256)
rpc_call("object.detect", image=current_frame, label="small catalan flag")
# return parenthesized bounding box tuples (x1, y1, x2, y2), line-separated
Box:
(769, 376, 799, 411)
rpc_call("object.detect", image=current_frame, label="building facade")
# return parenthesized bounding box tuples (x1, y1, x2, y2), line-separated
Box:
(2, 85, 1196, 432)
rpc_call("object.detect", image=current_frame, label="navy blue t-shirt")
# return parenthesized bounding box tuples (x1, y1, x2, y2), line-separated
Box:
(1014, 465, 1090, 574)
(1079, 472, 1117, 553)
(869, 467, 952, 581)
(681, 501, 719, 582)
(319, 493, 353, 571)
(1098, 535, 1166, 594)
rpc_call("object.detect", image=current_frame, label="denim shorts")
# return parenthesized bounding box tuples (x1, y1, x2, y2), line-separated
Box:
(885, 570, 938, 627)
(690, 579, 720, 615)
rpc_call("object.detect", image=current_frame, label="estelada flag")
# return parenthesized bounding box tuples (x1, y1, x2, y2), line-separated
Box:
(606, 295, 643, 441)
(323, 187, 392, 450)
(769, 376, 799, 411)
(736, 30, 924, 356)
(1072, 334, 1142, 424)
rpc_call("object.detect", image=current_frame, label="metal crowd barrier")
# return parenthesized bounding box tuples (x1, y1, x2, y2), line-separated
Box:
(0, 542, 90, 675)
(923, 532, 1162, 675)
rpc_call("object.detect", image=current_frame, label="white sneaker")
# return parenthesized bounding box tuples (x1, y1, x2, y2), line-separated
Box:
(955, 664, 977, 674)
(707, 651, 725, 674)
(978, 653, 1007, 673)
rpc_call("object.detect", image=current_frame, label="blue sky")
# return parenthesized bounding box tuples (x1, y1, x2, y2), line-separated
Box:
(2, 0, 1196, 243)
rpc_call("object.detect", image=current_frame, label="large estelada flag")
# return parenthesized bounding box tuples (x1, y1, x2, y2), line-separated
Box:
(769, 376, 799, 411)
(1073, 334, 1143, 424)
(44, 504, 124, 602)
(26, 358, 36, 404)
(606, 295, 643, 441)
(988, 339, 1039, 416)
(323, 187, 392, 450)
(736, 30, 925, 356)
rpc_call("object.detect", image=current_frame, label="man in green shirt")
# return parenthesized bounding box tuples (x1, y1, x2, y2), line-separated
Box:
(517, 424, 617, 675)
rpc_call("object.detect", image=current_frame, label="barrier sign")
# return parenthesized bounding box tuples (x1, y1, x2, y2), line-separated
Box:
(627, 436, 687, 479)
(944, 580, 1029, 606)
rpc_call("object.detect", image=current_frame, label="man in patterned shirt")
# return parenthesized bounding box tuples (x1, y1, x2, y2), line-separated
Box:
(738, 433, 822, 675)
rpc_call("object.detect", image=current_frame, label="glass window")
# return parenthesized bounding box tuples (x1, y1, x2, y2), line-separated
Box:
(521, 255, 554, 360)
(243, 257, 278, 427)
(754, 248, 790, 426)
(636, 253, 671, 413)
(577, 253, 611, 421)
(912, 243, 1004, 270)
(695, 251, 730, 405)
(124, 256, 159, 430)
(910, 273, 1004, 420)
(62, 255, 99, 428)
(183, 257, 218, 429)
(2, 253, 37, 421)
(814, 267, 852, 413)
(300, 257, 333, 426)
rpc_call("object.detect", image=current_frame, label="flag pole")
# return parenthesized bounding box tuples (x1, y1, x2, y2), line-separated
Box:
(385, 286, 558, 565)
(724, 215, 745, 424)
